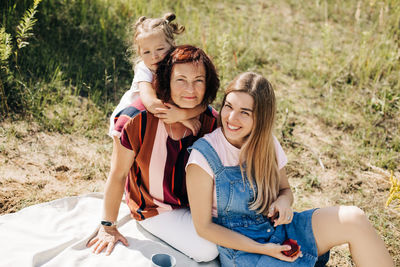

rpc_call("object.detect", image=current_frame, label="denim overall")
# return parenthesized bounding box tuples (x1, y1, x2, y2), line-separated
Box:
(190, 138, 329, 267)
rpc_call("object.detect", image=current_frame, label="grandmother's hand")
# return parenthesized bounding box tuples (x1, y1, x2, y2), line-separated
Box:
(86, 225, 129, 256)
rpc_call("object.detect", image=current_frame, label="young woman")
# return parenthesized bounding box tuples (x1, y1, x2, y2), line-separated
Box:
(186, 72, 394, 266)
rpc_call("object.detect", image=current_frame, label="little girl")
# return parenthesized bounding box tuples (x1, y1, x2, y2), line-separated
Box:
(109, 13, 204, 138)
(186, 72, 394, 266)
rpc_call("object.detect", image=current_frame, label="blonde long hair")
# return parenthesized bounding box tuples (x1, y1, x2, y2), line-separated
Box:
(221, 72, 279, 215)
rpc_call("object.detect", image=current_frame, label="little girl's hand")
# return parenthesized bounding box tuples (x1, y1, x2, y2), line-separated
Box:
(181, 118, 201, 136)
(262, 243, 302, 262)
(267, 197, 293, 227)
(151, 102, 170, 116)
(155, 103, 185, 124)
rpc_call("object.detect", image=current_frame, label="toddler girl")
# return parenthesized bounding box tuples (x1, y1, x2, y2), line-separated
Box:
(109, 13, 204, 137)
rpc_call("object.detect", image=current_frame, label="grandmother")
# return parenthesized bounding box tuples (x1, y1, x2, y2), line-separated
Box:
(87, 45, 220, 262)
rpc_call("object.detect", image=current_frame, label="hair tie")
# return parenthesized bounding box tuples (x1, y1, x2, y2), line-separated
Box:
(165, 19, 169, 24)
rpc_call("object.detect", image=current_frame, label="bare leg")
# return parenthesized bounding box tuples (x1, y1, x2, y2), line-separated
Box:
(312, 206, 394, 267)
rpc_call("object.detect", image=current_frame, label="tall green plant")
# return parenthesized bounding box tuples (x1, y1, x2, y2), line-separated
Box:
(0, 0, 42, 117)
(15, 0, 41, 62)
(0, 27, 12, 114)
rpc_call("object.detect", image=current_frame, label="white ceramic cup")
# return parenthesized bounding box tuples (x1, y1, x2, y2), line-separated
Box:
(150, 253, 176, 267)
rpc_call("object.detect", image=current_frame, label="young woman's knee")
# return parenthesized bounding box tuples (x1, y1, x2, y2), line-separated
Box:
(340, 206, 369, 229)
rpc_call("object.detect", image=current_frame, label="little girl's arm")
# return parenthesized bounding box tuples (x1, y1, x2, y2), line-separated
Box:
(158, 103, 207, 123)
(186, 163, 301, 262)
(139, 81, 206, 124)
(154, 103, 205, 135)
(139, 82, 168, 113)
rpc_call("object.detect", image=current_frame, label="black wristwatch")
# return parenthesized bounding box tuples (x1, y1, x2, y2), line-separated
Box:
(101, 220, 117, 227)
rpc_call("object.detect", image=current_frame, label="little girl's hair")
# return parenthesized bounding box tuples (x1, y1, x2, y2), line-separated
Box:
(220, 72, 279, 215)
(128, 13, 185, 63)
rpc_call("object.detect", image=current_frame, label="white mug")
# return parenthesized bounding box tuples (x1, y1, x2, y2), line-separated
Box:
(150, 253, 176, 267)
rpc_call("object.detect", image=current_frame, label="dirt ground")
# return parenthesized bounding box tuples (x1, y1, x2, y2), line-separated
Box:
(0, 120, 110, 214)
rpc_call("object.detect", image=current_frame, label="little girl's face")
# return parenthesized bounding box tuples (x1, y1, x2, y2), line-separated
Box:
(137, 31, 172, 71)
(221, 91, 254, 148)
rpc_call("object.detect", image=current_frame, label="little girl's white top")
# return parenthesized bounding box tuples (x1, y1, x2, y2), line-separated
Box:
(186, 127, 288, 217)
(108, 61, 153, 137)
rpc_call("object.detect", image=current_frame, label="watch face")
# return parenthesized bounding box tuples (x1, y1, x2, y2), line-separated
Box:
(101, 220, 113, 226)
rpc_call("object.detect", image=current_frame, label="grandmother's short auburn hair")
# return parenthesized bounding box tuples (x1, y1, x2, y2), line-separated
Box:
(154, 45, 219, 106)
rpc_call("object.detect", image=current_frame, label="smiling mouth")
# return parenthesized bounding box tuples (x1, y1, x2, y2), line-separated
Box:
(227, 123, 240, 130)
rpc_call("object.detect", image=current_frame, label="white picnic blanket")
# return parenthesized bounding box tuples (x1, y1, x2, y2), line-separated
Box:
(0, 193, 220, 267)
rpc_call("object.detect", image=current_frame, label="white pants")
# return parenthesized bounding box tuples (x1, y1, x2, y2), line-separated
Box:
(138, 208, 219, 262)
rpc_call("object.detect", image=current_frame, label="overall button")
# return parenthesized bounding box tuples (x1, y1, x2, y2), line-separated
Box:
(267, 229, 271, 233)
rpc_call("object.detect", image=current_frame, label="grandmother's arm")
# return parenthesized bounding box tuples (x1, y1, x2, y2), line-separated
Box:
(186, 163, 299, 262)
(102, 136, 135, 222)
(87, 136, 135, 255)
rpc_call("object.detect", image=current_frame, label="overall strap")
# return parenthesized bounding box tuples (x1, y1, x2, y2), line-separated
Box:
(188, 138, 224, 175)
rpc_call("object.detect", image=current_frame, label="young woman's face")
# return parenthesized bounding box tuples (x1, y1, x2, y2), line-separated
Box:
(221, 91, 254, 148)
(170, 62, 206, 108)
(137, 32, 172, 71)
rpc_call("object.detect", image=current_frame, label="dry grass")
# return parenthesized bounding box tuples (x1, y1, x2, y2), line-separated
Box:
(274, 78, 399, 266)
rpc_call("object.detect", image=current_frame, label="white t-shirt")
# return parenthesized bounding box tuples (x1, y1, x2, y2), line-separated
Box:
(108, 61, 153, 137)
(186, 128, 288, 217)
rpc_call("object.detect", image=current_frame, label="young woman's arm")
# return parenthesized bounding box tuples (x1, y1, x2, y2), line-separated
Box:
(87, 136, 135, 255)
(267, 168, 295, 227)
(186, 163, 300, 262)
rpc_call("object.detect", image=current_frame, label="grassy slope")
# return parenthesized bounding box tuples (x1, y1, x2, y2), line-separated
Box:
(1, 0, 399, 265)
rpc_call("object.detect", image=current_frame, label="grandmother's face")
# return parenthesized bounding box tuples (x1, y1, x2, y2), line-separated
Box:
(170, 62, 206, 108)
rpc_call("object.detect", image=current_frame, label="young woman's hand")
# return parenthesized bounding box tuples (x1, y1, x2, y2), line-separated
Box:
(267, 196, 293, 227)
(181, 118, 201, 136)
(155, 103, 185, 124)
(86, 225, 129, 256)
(262, 242, 302, 262)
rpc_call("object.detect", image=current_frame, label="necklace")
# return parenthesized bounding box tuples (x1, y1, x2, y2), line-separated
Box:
(169, 123, 188, 140)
